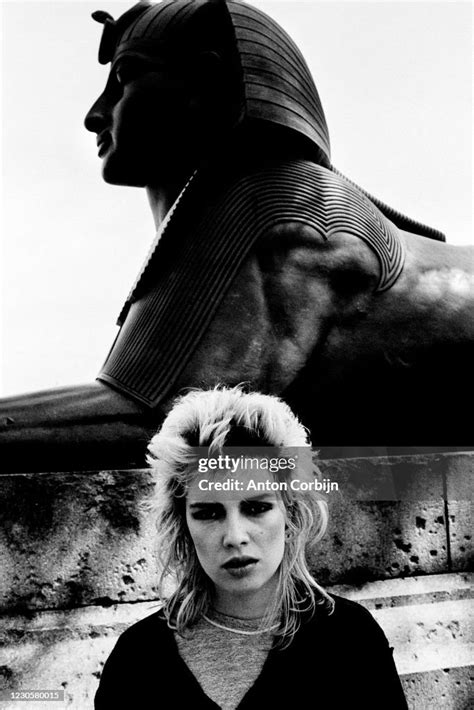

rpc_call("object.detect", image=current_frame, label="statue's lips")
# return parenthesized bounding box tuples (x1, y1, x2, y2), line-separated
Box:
(97, 132, 112, 157)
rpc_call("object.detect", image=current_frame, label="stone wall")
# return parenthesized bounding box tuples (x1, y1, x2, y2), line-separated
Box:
(0, 453, 472, 708)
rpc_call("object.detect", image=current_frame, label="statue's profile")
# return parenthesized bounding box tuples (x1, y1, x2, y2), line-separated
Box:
(1, 0, 472, 472)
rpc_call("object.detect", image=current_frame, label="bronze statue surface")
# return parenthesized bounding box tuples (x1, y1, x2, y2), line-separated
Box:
(1, 0, 472, 472)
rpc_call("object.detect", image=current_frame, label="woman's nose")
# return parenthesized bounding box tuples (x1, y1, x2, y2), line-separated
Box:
(222, 512, 250, 548)
(84, 93, 109, 134)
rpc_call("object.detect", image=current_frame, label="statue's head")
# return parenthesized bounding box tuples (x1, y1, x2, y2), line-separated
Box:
(84, 0, 330, 186)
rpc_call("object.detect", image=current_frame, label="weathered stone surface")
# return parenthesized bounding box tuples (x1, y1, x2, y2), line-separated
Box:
(331, 574, 474, 675)
(443, 452, 474, 501)
(312, 500, 449, 585)
(312, 454, 451, 585)
(368, 598, 472, 676)
(318, 453, 447, 501)
(331, 572, 473, 609)
(0, 470, 161, 612)
(401, 667, 473, 710)
(444, 453, 474, 573)
(449, 501, 474, 573)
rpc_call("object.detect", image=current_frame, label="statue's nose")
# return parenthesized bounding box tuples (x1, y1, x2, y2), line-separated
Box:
(84, 93, 109, 133)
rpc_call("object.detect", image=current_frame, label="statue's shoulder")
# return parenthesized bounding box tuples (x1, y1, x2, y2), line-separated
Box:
(223, 160, 405, 293)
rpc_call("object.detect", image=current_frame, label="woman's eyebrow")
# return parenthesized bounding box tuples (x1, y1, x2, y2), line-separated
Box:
(241, 493, 275, 503)
(188, 494, 277, 509)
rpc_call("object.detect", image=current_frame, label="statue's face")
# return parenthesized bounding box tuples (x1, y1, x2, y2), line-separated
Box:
(84, 54, 193, 186)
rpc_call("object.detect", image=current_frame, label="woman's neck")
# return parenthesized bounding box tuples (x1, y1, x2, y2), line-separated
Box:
(213, 576, 279, 620)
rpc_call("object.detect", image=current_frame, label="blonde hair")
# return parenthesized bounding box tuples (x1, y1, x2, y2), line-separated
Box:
(147, 386, 334, 647)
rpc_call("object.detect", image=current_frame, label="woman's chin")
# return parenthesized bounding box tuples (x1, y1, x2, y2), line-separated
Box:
(215, 567, 279, 598)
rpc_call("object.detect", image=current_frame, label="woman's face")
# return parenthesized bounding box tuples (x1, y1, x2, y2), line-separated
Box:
(185, 468, 286, 615)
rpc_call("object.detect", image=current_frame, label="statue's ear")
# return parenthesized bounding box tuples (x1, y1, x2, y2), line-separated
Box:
(188, 51, 241, 135)
(190, 51, 232, 128)
(189, 51, 225, 97)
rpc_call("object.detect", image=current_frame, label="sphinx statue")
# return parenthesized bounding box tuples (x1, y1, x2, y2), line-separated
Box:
(1, 0, 472, 473)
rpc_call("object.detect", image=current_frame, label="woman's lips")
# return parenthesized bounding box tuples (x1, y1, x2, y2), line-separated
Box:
(222, 558, 258, 577)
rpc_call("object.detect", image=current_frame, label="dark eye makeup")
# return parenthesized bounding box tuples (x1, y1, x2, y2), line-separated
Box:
(189, 504, 223, 521)
(241, 501, 274, 516)
(189, 499, 274, 521)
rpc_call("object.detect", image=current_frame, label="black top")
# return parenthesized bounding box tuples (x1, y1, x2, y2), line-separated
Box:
(95, 595, 408, 709)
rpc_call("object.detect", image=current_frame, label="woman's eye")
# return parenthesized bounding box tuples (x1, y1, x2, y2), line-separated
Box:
(242, 502, 273, 517)
(191, 506, 223, 521)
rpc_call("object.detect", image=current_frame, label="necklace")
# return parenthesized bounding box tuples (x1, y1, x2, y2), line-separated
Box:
(203, 614, 279, 636)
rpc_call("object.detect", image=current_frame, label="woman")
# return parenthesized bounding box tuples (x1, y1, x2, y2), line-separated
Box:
(95, 387, 407, 709)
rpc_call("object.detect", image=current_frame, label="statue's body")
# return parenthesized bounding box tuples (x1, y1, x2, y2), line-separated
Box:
(1, 0, 472, 472)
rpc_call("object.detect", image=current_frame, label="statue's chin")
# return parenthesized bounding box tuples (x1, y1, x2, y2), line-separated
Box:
(101, 165, 147, 189)
(100, 150, 150, 188)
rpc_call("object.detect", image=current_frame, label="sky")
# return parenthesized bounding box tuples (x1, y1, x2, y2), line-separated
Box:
(1, 1, 472, 396)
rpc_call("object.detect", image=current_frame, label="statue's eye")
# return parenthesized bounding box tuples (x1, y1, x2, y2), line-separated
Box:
(114, 60, 145, 86)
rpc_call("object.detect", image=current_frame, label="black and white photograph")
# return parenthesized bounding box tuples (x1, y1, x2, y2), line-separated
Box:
(1, 1, 473, 708)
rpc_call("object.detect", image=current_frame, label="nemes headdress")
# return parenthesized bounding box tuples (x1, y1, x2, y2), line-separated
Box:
(92, 0, 331, 166)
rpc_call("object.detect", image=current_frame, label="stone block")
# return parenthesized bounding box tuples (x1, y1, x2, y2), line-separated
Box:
(334, 574, 474, 709)
(371, 599, 473, 676)
(312, 455, 449, 585)
(0, 471, 161, 612)
(318, 453, 446, 501)
(448, 501, 474, 573)
(331, 572, 473, 609)
(401, 667, 473, 710)
(444, 453, 474, 573)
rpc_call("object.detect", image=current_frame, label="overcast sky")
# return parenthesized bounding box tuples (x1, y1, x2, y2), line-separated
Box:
(2, 1, 472, 396)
